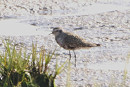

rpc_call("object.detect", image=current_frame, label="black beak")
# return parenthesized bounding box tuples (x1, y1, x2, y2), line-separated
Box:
(49, 27, 54, 35)
(50, 27, 54, 29)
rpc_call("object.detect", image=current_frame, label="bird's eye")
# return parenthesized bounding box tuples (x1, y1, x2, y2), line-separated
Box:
(58, 30, 62, 33)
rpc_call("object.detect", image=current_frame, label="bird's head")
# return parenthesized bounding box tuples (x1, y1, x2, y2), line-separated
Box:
(51, 27, 63, 36)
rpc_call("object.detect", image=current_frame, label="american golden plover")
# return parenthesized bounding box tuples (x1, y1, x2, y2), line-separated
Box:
(51, 27, 100, 66)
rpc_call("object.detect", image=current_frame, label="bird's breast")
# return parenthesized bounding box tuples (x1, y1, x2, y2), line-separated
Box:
(56, 37, 64, 47)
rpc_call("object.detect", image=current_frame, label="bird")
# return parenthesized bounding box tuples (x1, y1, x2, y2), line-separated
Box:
(51, 27, 100, 66)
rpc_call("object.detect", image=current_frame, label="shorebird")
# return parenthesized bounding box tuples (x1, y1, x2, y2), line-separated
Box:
(51, 27, 100, 66)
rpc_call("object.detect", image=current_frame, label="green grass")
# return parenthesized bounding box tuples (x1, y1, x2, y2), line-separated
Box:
(0, 40, 66, 87)
(0, 39, 129, 87)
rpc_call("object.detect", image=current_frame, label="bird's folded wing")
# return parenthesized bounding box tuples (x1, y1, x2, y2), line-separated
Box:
(64, 34, 87, 48)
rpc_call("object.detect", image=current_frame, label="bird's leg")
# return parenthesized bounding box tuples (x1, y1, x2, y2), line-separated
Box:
(69, 50, 71, 61)
(73, 50, 76, 67)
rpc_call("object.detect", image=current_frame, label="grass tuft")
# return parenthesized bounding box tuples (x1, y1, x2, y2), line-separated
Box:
(0, 40, 66, 87)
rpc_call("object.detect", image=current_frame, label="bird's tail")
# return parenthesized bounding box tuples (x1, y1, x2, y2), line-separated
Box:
(96, 44, 100, 46)
(88, 43, 101, 47)
(83, 42, 101, 48)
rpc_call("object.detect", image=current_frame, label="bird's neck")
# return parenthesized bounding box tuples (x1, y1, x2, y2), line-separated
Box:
(55, 32, 62, 38)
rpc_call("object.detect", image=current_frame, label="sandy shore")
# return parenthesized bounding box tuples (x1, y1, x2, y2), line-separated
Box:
(0, 0, 130, 87)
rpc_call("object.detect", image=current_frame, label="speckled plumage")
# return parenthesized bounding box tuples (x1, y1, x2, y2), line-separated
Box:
(52, 27, 100, 50)
(51, 27, 100, 67)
